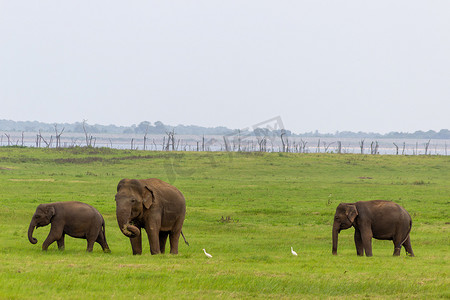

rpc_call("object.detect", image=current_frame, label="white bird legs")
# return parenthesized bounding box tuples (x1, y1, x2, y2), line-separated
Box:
(203, 249, 212, 258)
(291, 247, 298, 256)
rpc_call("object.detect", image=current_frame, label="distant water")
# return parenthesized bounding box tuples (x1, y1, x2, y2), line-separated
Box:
(1, 132, 448, 155)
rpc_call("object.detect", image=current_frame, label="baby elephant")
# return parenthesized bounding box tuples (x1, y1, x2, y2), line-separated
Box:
(28, 201, 110, 253)
(332, 200, 414, 257)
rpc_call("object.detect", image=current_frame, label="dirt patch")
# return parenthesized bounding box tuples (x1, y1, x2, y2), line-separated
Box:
(54, 157, 104, 164)
(0, 167, 13, 170)
(118, 264, 145, 268)
(9, 179, 55, 182)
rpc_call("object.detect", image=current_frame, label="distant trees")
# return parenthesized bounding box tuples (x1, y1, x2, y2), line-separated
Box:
(1, 119, 449, 139)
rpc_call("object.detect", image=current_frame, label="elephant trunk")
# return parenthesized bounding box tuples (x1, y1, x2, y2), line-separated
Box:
(116, 209, 140, 238)
(332, 221, 339, 255)
(28, 219, 37, 244)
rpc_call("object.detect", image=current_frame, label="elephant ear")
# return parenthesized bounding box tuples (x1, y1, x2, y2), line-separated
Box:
(117, 179, 128, 192)
(143, 186, 155, 209)
(45, 205, 56, 219)
(345, 204, 358, 223)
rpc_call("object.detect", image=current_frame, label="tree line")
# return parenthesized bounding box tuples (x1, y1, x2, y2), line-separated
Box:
(0, 119, 449, 139)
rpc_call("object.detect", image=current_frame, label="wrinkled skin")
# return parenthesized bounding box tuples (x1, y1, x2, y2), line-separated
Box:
(115, 178, 186, 255)
(28, 201, 110, 253)
(332, 200, 414, 257)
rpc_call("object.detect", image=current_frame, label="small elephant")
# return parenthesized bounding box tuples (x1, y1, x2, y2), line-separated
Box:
(115, 178, 188, 255)
(28, 201, 110, 253)
(332, 200, 414, 257)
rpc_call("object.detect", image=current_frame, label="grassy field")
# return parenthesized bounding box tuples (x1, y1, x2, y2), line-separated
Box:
(0, 147, 448, 299)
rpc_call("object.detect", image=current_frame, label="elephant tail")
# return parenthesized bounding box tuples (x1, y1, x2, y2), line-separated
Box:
(398, 219, 412, 249)
(102, 218, 106, 237)
(181, 231, 189, 246)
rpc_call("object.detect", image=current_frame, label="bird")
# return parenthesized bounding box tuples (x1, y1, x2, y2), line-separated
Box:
(291, 247, 298, 256)
(203, 249, 212, 258)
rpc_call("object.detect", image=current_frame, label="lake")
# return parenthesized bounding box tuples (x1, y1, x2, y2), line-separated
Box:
(1, 132, 448, 155)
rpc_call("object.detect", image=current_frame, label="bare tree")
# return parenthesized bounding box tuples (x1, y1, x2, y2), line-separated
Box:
(165, 129, 175, 151)
(280, 130, 287, 152)
(424, 139, 431, 155)
(300, 139, 308, 153)
(37, 130, 50, 148)
(257, 136, 267, 152)
(4, 133, 11, 146)
(82, 120, 94, 147)
(143, 123, 149, 150)
(54, 124, 65, 148)
(370, 141, 379, 155)
(223, 136, 230, 152)
(336, 141, 342, 154)
(393, 143, 399, 155)
(237, 130, 241, 152)
(323, 141, 334, 153)
(359, 139, 365, 154)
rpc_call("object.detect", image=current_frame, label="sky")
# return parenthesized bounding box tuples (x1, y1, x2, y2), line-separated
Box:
(1, 1, 449, 134)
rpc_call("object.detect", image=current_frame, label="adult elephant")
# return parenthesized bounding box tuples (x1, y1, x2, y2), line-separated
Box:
(115, 178, 188, 255)
(332, 200, 414, 257)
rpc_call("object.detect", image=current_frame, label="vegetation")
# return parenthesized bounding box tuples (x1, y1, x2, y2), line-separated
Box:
(1, 119, 449, 138)
(0, 147, 449, 299)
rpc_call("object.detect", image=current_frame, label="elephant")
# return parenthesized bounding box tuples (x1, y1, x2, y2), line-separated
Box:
(332, 200, 414, 257)
(115, 178, 188, 255)
(28, 201, 110, 253)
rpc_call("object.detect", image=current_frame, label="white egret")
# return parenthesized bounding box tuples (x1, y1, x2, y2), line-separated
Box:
(291, 247, 298, 256)
(203, 248, 212, 258)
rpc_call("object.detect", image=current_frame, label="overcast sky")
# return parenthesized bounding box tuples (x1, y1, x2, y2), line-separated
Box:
(1, 1, 449, 134)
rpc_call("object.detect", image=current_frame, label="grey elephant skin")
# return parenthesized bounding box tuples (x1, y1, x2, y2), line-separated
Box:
(332, 200, 414, 257)
(115, 178, 187, 255)
(28, 201, 110, 252)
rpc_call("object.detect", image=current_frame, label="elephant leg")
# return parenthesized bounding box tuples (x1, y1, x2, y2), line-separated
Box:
(148, 230, 161, 255)
(402, 235, 414, 257)
(42, 226, 63, 251)
(57, 234, 65, 251)
(85, 229, 100, 252)
(145, 222, 161, 255)
(159, 231, 169, 254)
(86, 238, 95, 252)
(42, 236, 56, 251)
(130, 235, 142, 255)
(169, 230, 181, 254)
(393, 232, 406, 256)
(354, 229, 364, 256)
(360, 227, 373, 257)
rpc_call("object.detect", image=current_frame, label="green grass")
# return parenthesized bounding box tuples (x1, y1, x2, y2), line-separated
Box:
(0, 147, 449, 299)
